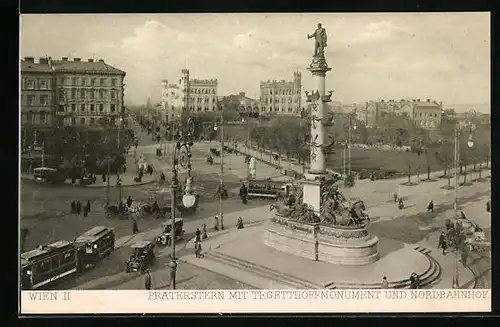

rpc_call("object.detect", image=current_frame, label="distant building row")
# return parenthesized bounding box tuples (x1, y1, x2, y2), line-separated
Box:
(352, 98, 443, 129)
(20, 56, 126, 142)
(160, 70, 304, 120)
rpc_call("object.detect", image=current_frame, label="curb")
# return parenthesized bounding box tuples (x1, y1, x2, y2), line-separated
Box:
(20, 176, 158, 188)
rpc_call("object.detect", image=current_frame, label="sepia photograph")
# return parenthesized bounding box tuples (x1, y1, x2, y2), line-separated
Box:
(19, 12, 491, 313)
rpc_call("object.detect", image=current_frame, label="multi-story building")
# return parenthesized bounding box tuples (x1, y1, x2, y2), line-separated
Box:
(161, 69, 218, 122)
(20, 57, 56, 146)
(259, 72, 302, 116)
(363, 98, 442, 129)
(52, 57, 126, 127)
(412, 99, 442, 129)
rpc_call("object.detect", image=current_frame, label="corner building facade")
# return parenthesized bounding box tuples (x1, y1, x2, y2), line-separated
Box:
(52, 57, 126, 127)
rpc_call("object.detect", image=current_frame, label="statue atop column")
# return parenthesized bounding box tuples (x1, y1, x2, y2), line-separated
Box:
(307, 23, 328, 57)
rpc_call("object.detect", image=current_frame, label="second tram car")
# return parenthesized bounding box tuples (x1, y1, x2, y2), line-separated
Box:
(75, 226, 115, 269)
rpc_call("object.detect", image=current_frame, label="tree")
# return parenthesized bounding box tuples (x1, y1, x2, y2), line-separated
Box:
(435, 141, 454, 187)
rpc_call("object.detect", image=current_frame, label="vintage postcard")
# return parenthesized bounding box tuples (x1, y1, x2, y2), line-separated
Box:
(19, 12, 491, 314)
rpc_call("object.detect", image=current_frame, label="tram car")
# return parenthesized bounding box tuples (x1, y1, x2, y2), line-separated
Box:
(74, 226, 115, 270)
(246, 179, 293, 200)
(21, 241, 79, 290)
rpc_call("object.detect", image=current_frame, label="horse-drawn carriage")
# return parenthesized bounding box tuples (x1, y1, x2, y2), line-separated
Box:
(104, 203, 129, 219)
(455, 216, 490, 252)
(127, 200, 171, 219)
(125, 241, 155, 273)
(206, 155, 214, 165)
(210, 148, 221, 157)
(156, 218, 185, 246)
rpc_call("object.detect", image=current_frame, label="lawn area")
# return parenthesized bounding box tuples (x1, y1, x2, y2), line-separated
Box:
(325, 147, 443, 178)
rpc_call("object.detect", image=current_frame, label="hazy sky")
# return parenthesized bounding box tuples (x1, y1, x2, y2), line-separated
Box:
(20, 13, 490, 108)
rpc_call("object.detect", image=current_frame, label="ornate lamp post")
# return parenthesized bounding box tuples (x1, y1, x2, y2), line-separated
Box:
(214, 116, 225, 230)
(452, 109, 475, 288)
(162, 117, 196, 290)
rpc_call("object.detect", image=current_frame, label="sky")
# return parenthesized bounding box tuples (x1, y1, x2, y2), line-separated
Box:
(20, 13, 490, 111)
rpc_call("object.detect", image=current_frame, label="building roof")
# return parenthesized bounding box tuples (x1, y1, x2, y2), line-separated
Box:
(51, 59, 125, 75)
(20, 60, 53, 73)
(414, 101, 440, 108)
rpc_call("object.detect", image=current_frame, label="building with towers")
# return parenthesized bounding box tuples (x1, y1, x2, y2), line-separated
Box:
(259, 72, 302, 116)
(161, 69, 218, 122)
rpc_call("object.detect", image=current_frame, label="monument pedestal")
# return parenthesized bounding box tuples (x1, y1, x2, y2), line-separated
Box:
(263, 216, 379, 266)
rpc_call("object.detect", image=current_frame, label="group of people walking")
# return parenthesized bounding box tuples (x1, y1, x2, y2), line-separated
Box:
(70, 200, 91, 217)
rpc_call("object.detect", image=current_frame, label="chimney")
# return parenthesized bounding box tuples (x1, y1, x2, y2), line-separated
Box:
(74, 58, 81, 62)
(62, 57, 68, 61)
(98, 59, 104, 62)
(417, 99, 421, 102)
(39, 57, 48, 64)
(24, 56, 34, 63)
(88, 59, 94, 62)
(427, 98, 430, 102)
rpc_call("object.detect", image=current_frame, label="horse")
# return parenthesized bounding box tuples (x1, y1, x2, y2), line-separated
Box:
(349, 200, 369, 226)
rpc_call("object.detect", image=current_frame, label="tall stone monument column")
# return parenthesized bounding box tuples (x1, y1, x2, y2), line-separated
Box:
(302, 24, 333, 213)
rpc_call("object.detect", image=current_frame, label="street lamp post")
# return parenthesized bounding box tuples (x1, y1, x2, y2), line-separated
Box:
(117, 117, 123, 204)
(452, 109, 475, 288)
(165, 117, 196, 290)
(214, 114, 225, 230)
(347, 119, 357, 207)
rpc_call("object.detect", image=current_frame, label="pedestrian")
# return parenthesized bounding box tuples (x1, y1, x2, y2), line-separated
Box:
(213, 215, 219, 231)
(427, 200, 434, 212)
(381, 276, 389, 289)
(127, 196, 133, 208)
(70, 201, 76, 214)
(123, 165, 127, 174)
(102, 173, 106, 183)
(237, 217, 244, 229)
(486, 200, 491, 213)
(144, 270, 152, 290)
(195, 242, 202, 258)
(86, 200, 91, 213)
(83, 205, 88, 217)
(409, 272, 418, 289)
(76, 201, 82, 215)
(461, 250, 468, 268)
(132, 219, 139, 234)
(169, 256, 177, 287)
(393, 192, 398, 203)
(195, 228, 201, 243)
(202, 224, 208, 239)
(92, 174, 97, 184)
(438, 232, 447, 255)
(160, 172, 166, 181)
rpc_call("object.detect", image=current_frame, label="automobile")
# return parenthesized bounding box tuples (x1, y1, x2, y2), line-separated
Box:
(125, 241, 155, 273)
(156, 218, 185, 246)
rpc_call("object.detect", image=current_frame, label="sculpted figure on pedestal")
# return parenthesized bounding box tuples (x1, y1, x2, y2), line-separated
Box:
(307, 23, 328, 57)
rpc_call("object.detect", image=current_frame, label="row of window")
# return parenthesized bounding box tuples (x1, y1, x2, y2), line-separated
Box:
(261, 106, 300, 113)
(262, 89, 299, 96)
(58, 103, 117, 113)
(34, 251, 76, 275)
(60, 77, 118, 87)
(22, 112, 49, 124)
(24, 94, 50, 106)
(62, 88, 117, 100)
(262, 97, 299, 104)
(416, 112, 439, 118)
(189, 88, 216, 94)
(68, 117, 110, 126)
(22, 79, 50, 90)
